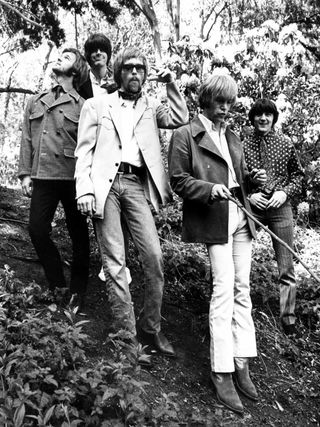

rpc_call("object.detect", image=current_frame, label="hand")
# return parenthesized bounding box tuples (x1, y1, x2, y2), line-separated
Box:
(148, 67, 174, 84)
(248, 192, 269, 210)
(251, 168, 267, 186)
(266, 190, 287, 209)
(21, 176, 33, 197)
(211, 184, 231, 200)
(77, 194, 96, 217)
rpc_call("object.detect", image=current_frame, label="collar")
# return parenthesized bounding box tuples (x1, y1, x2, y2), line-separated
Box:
(89, 69, 109, 87)
(199, 113, 226, 134)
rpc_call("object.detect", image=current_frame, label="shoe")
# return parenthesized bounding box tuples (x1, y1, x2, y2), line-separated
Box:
(233, 358, 258, 401)
(210, 372, 244, 414)
(282, 323, 297, 336)
(138, 329, 176, 357)
(68, 293, 85, 312)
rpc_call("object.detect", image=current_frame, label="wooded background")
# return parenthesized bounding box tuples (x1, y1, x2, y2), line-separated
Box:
(1, 0, 320, 222)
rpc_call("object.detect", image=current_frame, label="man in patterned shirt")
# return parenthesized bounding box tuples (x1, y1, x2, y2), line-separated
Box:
(243, 98, 304, 335)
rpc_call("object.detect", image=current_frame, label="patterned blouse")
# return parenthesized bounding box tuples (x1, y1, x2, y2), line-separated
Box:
(243, 128, 304, 198)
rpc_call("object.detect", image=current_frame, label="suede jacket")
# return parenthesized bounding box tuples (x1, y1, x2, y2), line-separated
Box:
(168, 116, 256, 244)
(18, 87, 84, 181)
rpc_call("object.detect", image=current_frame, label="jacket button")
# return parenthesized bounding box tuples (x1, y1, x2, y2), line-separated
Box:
(119, 145, 122, 149)
(59, 109, 63, 113)
(43, 130, 47, 134)
(56, 130, 61, 135)
(115, 163, 119, 166)
(109, 179, 112, 183)
(47, 109, 51, 113)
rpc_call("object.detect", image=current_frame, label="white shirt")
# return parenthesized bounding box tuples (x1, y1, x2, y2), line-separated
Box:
(89, 70, 109, 97)
(199, 113, 238, 188)
(119, 98, 143, 167)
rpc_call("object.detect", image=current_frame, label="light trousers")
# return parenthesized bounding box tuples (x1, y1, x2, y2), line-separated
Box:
(208, 202, 257, 373)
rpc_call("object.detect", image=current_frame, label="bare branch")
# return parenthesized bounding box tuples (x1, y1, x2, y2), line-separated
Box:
(0, 88, 35, 94)
(0, 0, 42, 29)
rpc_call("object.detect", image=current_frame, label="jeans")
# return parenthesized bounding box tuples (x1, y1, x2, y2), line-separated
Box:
(252, 201, 296, 326)
(29, 180, 89, 293)
(94, 173, 164, 337)
(207, 202, 256, 373)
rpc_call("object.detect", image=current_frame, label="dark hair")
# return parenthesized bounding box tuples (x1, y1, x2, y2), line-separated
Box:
(62, 48, 88, 90)
(248, 98, 279, 126)
(84, 33, 112, 66)
(113, 47, 148, 87)
(198, 74, 238, 109)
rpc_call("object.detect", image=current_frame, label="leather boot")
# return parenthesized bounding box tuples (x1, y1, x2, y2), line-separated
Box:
(234, 357, 258, 401)
(210, 372, 244, 414)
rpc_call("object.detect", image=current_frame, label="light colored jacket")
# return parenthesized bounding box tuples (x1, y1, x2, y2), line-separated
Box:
(18, 88, 84, 180)
(75, 82, 189, 218)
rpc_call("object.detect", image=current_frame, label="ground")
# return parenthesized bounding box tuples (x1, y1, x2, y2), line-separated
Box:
(0, 185, 319, 426)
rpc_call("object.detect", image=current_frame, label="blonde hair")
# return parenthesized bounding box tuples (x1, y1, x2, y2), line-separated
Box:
(198, 74, 238, 109)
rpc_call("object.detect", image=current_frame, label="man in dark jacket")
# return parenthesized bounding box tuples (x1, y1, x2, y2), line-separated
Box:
(18, 48, 89, 309)
(169, 73, 266, 414)
(78, 33, 117, 99)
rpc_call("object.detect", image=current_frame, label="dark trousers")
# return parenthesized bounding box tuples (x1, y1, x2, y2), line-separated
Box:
(29, 180, 89, 293)
(252, 201, 296, 325)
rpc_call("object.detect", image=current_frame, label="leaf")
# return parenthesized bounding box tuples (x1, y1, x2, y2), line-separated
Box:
(47, 303, 57, 312)
(43, 405, 56, 424)
(13, 403, 25, 427)
(274, 400, 284, 411)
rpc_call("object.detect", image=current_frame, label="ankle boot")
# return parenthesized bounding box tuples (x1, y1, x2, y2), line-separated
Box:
(234, 357, 258, 401)
(210, 372, 244, 414)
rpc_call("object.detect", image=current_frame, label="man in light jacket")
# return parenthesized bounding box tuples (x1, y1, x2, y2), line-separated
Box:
(75, 47, 189, 358)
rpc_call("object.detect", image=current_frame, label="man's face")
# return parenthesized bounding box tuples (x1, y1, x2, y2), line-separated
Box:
(253, 112, 274, 135)
(120, 58, 146, 93)
(204, 96, 233, 126)
(52, 51, 77, 76)
(90, 48, 109, 69)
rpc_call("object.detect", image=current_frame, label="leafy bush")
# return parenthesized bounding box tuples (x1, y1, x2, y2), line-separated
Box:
(0, 266, 181, 426)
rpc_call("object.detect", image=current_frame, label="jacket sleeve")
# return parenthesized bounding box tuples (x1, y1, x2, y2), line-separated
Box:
(74, 98, 98, 198)
(280, 141, 304, 198)
(155, 82, 189, 129)
(168, 128, 214, 204)
(18, 97, 34, 179)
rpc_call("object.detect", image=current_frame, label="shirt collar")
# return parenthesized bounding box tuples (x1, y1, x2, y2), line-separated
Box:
(90, 69, 109, 87)
(199, 113, 226, 134)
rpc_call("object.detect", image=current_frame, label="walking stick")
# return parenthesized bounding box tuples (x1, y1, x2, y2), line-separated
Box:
(227, 194, 320, 284)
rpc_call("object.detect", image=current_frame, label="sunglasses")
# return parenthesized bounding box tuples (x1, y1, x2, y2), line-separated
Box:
(122, 63, 146, 73)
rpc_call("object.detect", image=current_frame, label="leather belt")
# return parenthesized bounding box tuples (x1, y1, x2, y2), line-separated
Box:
(117, 162, 144, 176)
(229, 187, 242, 201)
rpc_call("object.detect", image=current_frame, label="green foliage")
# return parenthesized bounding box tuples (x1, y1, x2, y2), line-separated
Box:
(0, 265, 182, 426)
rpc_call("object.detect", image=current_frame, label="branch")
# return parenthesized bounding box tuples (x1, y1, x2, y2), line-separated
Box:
(0, 0, 42, 29)
(299, 39, 320, 61)
(0, 87, 35, 94)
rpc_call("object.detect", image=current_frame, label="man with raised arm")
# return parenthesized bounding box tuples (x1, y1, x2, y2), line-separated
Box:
(75, 47, 188, 359)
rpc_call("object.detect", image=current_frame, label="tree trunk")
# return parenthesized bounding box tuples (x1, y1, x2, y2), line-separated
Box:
(166, 0, 180, 41)
(136, 0, 162, 59)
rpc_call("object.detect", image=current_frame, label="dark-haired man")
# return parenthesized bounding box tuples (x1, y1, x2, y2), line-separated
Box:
(75, 47, 189, 357)
(78, 33, 117, 99)
(18, 48, 90, 307)
(243, 98, 304, 335)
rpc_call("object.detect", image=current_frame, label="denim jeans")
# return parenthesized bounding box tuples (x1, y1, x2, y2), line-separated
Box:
(207, 202, 256, 373)
(29, 180, 89, 293)
(252, 201, 296, 325)
(94, 173, 164, 337)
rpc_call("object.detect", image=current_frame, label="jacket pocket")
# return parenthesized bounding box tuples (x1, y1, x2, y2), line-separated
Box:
(61, 112, 79, 143)
(100, 115, 114, 130)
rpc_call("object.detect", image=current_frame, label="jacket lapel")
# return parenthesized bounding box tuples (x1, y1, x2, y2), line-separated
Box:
(225, 127, 242, 180)
(191, 116, 225, 161)
(132, 96, 148, 128)
(107, 91, 125, 141)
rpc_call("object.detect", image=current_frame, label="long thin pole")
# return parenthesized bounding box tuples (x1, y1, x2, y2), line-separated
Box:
(227, 194, 320, 284)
